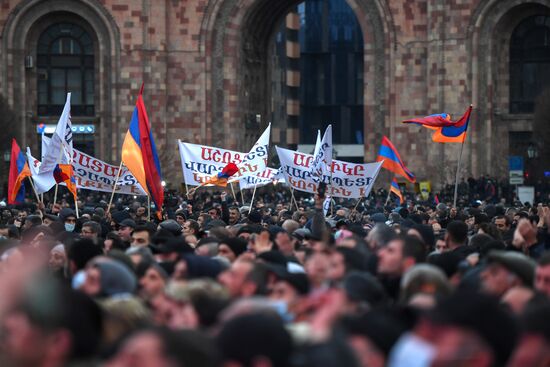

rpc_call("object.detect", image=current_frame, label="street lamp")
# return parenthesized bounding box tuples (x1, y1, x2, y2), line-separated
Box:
(3, 150, 10, 163)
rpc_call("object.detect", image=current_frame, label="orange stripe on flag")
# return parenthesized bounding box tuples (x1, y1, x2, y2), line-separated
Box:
(121, 132, 149, 196)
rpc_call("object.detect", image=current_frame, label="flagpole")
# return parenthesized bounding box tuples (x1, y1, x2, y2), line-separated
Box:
(53, 183, 59, 206)
(453, 141, 465, 208)
(184, 180, 190, 198)
(229, 182, 237, 203)
(27, 177, 42, 204)
(74, 194, 79, 218)
(239, 184, 244, 204)
(353, 196, 364, 212)
(290, 187, 299, 211)
(107, 161, 124, 215)
(249, 184, 257, 215)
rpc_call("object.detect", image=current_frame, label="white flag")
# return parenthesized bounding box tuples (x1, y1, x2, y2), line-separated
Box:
(39, 93, 73, 173)
(42, 135, 69, 164)
(310, 125, 332, 182)
(26, 148, 56, 194)
(323, 195, 332, 216)
(312, 130, 321, 157)
(231, 123, 271, 182)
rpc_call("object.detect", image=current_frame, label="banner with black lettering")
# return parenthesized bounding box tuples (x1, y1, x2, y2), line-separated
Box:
(275, 146, 382, 198)
(28, 146, 146, 196)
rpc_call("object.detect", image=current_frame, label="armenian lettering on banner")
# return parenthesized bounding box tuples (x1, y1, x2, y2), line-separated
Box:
(275, 146, 383, 199)
(178, 141, 269, 186)
(239, 167, 284, 190)
(28, 147, 146, 196)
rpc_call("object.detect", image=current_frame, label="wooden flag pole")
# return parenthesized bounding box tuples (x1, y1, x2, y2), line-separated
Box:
(249, 184, 258, 215)
(53, 183, 59, 206)
(353, 196, 364, 212)
(184, 181, 190, 198)
(239, 185, 245, 204)
(107, 161, 124, 215)
(229, 182, 238, 203)
(290, 187, 299, 211)
(74, 193, 79, 218)
(27, 177, 42, 204)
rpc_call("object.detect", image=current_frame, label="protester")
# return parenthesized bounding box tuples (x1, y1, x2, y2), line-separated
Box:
(1, 178, 550, 367)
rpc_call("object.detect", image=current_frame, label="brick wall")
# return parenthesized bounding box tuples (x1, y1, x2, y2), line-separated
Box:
(0, 0, 546, 187)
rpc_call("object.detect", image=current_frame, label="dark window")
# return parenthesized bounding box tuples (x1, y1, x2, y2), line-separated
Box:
(510, 16, 550, 114)
(272, 0, 364, 145)
(37, 23, 95, 116)
(297, 0, 364, 144)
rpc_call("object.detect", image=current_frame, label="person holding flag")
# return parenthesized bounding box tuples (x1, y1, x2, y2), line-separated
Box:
(121, 84, 164, 218)
(7, 139, 31, 205)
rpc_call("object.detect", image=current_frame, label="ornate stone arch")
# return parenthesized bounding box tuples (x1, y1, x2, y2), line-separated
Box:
(200, 0, 394, 160)
(468, 0, 550, 176)
(1, 0, 121, 160)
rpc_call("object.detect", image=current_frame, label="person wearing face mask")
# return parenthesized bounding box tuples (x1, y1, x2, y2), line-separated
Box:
(267, 265, 310, 322)
(59, 208, 77, 233)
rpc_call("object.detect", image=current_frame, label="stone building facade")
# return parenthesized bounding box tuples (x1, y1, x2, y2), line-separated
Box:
(0, 0, 548, 186)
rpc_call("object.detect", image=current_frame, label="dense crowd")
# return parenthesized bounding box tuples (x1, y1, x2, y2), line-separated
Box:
(1, 180, 550, 367)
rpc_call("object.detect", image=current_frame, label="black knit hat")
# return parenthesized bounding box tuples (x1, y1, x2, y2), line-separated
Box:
(219, 237, 248, 257)
(217, 313, 292, 367)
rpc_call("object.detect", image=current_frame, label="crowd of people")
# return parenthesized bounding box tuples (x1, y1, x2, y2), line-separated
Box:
(0, 180, 550, 367)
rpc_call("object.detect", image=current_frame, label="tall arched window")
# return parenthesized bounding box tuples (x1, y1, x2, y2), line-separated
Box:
(510, 15, 550, 114)
(271, 0, 364, 148)
(37, 23, 94, 116)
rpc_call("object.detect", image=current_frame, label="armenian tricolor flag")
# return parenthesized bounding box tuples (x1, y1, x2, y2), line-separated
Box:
(8, 139, 31, 204)
(122, 85, 164, 217)
(403, 105, 472, 143)
(203, 163, 239, 187)
(402, 113, 454, 130)
(432, 106, 472, 143)
(376, 137, 416, 183)
(390, 178, 404, 204)
(53, 164, 77, 199)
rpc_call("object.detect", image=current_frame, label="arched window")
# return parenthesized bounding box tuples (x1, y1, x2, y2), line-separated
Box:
(37, 23, 94, 116)
(271, 0, 364, 148)
(510, 15, 550, 114)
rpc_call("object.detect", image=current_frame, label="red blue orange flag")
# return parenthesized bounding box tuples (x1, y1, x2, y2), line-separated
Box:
(53, 164, 77, 199)
(431, 106, 472, 143)
(402, 113, 454, 130)
(203, 163, 239, 187)
(390, 178, 404, 204)
(8, 139, 31, 204)
(376, 137, 416, 183)
(402, 105, 472, 143)
(121, 85, 164, 217)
